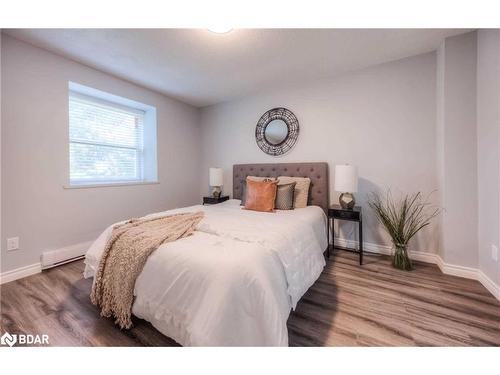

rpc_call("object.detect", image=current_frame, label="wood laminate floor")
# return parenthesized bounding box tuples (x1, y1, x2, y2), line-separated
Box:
(1, 251, 499, 346)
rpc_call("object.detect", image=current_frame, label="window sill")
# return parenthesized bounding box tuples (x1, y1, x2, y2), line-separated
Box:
(64, 181, 159, 189)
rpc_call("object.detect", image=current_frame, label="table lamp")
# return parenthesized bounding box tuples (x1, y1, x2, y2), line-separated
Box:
(334, 164, 358, 209)
(209, 167, 223, 198)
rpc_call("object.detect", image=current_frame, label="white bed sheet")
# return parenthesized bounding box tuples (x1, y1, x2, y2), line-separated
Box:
(84, 199, 327, 346)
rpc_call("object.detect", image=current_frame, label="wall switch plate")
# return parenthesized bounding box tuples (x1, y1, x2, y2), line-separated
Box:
(492, 244, 499, 262)
(7, 237, 20, 252)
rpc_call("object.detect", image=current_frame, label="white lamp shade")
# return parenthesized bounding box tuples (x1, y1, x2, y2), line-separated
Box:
(209, 168, 223, 186)
(334, 165, 358, 193)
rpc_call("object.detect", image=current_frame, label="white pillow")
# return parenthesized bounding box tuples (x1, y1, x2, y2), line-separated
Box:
(277, 176, 311, 208)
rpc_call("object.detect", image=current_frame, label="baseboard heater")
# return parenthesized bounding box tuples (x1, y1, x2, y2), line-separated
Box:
(41, 241, 92, 269)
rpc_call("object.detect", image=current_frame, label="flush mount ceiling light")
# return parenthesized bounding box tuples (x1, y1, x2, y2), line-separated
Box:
(207, 27, 233, 34)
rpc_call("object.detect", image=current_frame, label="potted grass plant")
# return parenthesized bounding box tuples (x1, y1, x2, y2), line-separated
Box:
(368, 191, 441, 270)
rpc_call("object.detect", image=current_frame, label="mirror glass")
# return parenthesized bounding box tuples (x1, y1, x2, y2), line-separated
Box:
(265, 119, 288, 145)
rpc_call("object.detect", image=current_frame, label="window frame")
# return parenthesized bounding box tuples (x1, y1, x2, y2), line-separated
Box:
(66, 82, 158, 188)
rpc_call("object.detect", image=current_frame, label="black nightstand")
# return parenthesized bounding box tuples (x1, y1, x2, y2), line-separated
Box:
(327, 205, 363, 265)
(203, 195, 229, 205)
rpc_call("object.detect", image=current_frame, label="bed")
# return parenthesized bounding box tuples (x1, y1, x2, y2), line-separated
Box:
(84, 162, 329, 346)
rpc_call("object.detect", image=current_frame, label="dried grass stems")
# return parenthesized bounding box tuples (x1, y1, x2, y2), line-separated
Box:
(368, 190, 441, 270)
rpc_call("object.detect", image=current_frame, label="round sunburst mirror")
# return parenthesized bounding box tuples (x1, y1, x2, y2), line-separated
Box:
(255, 108, 299, 156)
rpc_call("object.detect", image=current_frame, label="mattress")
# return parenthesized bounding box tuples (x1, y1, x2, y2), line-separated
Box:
(84, 199, 327, 346)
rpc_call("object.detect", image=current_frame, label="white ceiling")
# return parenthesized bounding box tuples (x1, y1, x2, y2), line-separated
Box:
(4, 29, 470, 107)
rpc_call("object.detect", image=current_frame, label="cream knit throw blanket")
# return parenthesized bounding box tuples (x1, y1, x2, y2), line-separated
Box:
(90, 211, 204, 329)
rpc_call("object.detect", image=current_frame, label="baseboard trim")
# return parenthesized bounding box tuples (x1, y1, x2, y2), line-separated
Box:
(434, 256, 479, 280)
(334, 237, 438, 264)
(478, 270, 500, 301)
(334, 237, 499, 301)
(1, 240, 92, 284)
(2, 237, 499, 301)
(0, 263, 42, 285)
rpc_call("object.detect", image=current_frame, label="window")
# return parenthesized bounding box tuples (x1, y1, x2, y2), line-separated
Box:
(68, 82, 157, 186)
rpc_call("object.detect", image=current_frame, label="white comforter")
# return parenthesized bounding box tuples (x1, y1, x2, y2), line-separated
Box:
(84, 199, 327, 346)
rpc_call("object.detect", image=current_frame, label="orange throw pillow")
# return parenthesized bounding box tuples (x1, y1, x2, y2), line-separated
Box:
(244, 179, 278, 212)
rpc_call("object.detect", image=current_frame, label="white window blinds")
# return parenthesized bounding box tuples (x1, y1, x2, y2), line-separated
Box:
(69, 92, 145, 185)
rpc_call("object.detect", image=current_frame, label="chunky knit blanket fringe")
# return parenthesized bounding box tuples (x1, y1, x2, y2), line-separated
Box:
(90, 211, 204, 329)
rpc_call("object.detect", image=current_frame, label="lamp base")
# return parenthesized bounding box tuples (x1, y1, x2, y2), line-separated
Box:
(339, 192, 355, 210)
(211, 186, 221, 198)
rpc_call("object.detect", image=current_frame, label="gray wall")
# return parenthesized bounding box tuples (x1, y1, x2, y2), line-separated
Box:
(0, 31, 2, 268)
(200, 52, 439, 253)
(1, 35, 201, 272)
(436, 32, 478, 268)
(477, 29, 500, 285)
(2, 30, 497, 287)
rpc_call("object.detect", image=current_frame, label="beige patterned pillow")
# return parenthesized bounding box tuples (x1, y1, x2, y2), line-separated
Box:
(247, 176, 278, 182)
(278, 176, 311, 208)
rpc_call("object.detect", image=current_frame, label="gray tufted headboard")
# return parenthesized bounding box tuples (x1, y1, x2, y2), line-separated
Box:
(233, 162, 329, 213)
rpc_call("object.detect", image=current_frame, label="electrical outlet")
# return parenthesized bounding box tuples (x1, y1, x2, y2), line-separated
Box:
(7, 237, 20, 252)
(492, 244, 499, 262)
